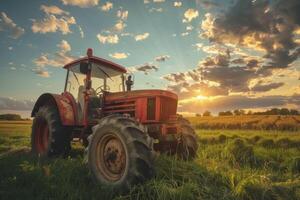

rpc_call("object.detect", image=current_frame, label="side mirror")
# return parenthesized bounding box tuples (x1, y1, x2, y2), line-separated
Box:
(80, 62, 89, 74)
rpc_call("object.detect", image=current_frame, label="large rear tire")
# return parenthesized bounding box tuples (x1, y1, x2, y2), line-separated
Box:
(176, 116, 198, 160)
(31, 106, 71, 157)
(86, 115, 154, 192)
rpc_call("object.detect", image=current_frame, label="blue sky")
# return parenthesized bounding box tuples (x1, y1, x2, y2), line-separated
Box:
(0, 0, 299, 116)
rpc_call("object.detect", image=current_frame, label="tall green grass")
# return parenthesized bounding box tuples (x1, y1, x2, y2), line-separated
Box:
(0, 122, 300, 199)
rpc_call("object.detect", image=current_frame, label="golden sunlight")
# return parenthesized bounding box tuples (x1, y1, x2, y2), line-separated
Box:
(196, 95, 208, 100)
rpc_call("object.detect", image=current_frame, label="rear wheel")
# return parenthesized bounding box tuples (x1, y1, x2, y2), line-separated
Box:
(31, 106, 71, 157)
(176, 117, 198, 160)
(86, 115, 154, 192)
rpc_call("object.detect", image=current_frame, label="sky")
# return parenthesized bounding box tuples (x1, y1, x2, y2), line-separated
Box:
(0, 0, 299, 117)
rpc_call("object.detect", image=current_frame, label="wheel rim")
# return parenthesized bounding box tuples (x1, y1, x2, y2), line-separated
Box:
(96, 133, 126, 182)
(34, 118, 49, 154)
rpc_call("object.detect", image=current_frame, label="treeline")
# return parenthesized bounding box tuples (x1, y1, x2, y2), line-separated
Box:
(196, 108, 300, 117)
(0, 114, 29, 121)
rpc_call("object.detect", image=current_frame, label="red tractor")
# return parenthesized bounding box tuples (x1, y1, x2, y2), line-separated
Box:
(31, 49, 198, 191)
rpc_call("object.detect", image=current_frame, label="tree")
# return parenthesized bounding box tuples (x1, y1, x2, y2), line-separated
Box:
(290, 109, 299, 115)
(219, 111, 233, 116)
(203, 111, 211, 117)
(0, 114, 22, 120)
(280, 108, 290, 115)
(195, 113, 201, 117)
(233, 109, 245, 115)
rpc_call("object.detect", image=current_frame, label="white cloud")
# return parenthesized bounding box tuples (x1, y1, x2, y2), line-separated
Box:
(40, 5, 69, 15)
(186, 25, 193, 31)
(117, 10, 128, 20)
(144, 0, 165, 3)
(33, 39, 75, 70)
(97, 34, 119, 44)
(155, 55, 170, 62)
(78, 25, 84, 38)
(10, 67, 16, 70)
(135, 32, 150, 41)
(100, 2, 113, 11)
(61, 0, 99, 8)
(181, 32, 189, 36)
(0, 97, 35, 110)
(57, 40, 71, 52)
(149, 7, 163, 12)
(8, 46, 13, 50)
(32, 67, 50, 78)
(32, 15, 76, 34)
(109, 52, 129, 59)
(114, 21, 126, 32)
(31, 7, 76, 35)
(184, 9, 199, 22)
(193, 43, 203, 51)
(174, 1, 182, 7)
(0, 12, 25, 39)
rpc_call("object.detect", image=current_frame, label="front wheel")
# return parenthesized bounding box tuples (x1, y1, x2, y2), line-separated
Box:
(86, 115, 154, 192)
(31, 106, 71, 157)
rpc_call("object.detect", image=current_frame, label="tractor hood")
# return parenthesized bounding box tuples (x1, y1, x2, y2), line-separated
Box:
(105, 89, 178, 101)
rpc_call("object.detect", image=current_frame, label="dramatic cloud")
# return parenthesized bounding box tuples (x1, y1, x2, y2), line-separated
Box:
(174, 2, 182, 7)
(61, 0, 99, 8)
(129, 63, 158, 75)
(109, 52, 129, 59)
(163, 72, 186, 82)
(0, 12, 25, 39)
(155, 55, 170, 62)
(183, 9, 199, 22)
(251, 81, 285, 92)
(100, 2, 113, 11)
(200, 0, 300, 69)
(97, 34, 119, 44)
(135, 32, 150, 41)
(0, 97, 35, 111)
(31, 5, 76, 35)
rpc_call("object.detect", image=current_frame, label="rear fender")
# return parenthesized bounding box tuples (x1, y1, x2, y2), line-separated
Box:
(31, 93, 76, 126)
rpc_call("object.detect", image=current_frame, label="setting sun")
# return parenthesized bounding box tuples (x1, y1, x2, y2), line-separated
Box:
(196, 95, 208, 100)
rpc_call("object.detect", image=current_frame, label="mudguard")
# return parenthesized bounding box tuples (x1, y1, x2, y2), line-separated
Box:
(31, 93, 76, 126)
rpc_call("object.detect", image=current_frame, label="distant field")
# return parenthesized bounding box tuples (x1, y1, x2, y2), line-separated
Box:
(188, 115, 300, 131)
(0, 121, 300, 199)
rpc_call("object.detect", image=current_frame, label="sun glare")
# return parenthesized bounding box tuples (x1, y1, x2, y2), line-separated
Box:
(196, 95, 208, 100)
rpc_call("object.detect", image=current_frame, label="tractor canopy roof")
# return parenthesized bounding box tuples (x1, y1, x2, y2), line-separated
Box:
(63, 48, 127, 73)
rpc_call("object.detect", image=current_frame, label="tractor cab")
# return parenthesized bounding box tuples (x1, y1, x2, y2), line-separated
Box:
(63, 48, 128, 123)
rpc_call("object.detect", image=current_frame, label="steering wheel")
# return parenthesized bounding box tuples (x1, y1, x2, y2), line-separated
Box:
(95, 85, 110, 95)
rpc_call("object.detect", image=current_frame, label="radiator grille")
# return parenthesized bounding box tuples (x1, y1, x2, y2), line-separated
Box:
(147, 97, 156, 120)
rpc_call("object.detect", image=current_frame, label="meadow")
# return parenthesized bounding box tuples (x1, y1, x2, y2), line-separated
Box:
(0, 118, 300, 200)
(188, 115, 300, 131)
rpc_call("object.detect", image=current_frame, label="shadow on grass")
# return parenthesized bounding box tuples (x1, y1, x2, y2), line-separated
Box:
(0, 149, 299, 200)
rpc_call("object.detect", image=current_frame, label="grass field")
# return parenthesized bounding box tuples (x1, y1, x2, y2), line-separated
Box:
(188, 115, 300, 131)
(0, 120, 300, 200)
